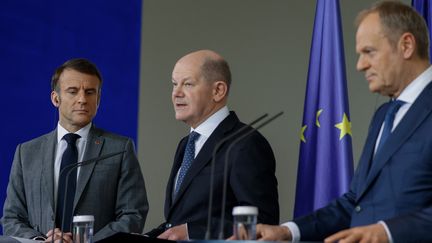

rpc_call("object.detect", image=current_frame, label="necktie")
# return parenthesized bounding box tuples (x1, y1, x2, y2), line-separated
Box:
(174, 131, 200, 197)
(375, 100, 405, 153)
(56, 133, 81, 232)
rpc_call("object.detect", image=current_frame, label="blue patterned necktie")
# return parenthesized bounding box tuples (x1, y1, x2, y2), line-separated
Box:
(174, 131, 200, 197)
(56, 133, 81, 232)
(375, 100, 405, 154)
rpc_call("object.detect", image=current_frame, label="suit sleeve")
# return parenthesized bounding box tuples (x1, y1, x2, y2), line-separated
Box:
(93, 139, 149, 241)
(293, 190, 355, 241)
(2, 144, 45, 239)
(383, 141, 432, 243)
(229, 132, 279, 224)
(385, 206, 432, 243)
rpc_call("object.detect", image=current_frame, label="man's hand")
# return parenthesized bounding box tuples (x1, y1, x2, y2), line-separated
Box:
(45, 228, 73, 243)
(256, 224, 292, 241)
(325, 223, 389, 243)
(157, 224, 188, 241)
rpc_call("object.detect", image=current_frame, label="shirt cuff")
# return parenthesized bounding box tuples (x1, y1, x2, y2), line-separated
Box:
(378, 220, 393, 243)
(185, 223, 189, 240)
(281, 221, 301, 243)
(31, 236, 47, 241)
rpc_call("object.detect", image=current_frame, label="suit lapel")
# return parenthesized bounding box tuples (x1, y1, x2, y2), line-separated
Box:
(74, 126, 104, 209)
(41, 130, 58, 213)
(355, 106, 386, 197)
(358, 83, 432, 200)
(168, 112, 238, 214)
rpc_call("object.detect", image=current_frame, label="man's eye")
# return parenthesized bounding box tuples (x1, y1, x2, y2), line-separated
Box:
(363, 48, 375, 55)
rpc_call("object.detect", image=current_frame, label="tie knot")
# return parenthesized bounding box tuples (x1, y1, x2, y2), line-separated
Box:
(387, 100, 405, 116)
(63, 133, 81, 144)
(189, 131, 200, 143)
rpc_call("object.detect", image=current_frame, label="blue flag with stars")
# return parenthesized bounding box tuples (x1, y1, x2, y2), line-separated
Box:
(294, 0, 354, 218)
(412, 0, 432, 62)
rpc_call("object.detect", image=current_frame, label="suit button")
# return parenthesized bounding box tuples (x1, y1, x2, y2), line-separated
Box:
(165, 223, 172, 229)
(355, 205, 361, 212)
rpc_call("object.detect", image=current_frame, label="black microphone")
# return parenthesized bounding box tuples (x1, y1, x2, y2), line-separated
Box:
(204, 113, 269, 240)
(52, 150, 126, 243)
(218, 111, 284, 239)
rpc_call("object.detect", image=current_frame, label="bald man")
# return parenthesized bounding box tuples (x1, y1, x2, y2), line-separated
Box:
(150, 50, 279, 240)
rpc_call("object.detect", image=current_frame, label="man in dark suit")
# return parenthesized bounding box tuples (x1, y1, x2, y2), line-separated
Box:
(255, 2, 432, 243)
(154, 50, 279, 240)
(1, 58, 148, 243)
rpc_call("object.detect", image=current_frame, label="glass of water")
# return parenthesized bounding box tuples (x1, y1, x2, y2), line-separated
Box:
(72, 215, 94, 243)
(232, 206, 258, 240)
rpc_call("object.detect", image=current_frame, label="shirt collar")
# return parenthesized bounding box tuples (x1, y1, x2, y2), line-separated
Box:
(397, 65, 432, 104)
(191, 106, 230, 138)
(57, 122, 92, 143)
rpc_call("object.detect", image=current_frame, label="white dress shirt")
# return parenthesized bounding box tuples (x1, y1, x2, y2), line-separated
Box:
(285, 65, 432, 243)
(53, 122, 91, 208)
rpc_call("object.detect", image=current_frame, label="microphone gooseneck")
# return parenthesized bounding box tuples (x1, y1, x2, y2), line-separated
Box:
(52, 150, 126, 243)
(217, 111, 283, 239)
(204, 113, 268, 240)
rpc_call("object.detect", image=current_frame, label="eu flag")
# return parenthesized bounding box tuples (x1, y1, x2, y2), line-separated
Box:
(412, 0, 432, 62)
(294, 0, 354, 218)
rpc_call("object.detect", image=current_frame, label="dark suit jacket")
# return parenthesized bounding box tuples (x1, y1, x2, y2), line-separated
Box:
(164, 111, 279, 239)
(1, 125, 149, 242)
(294, 82, 432, 243)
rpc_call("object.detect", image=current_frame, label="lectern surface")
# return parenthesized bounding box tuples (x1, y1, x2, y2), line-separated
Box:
(97, 232, 322, 243)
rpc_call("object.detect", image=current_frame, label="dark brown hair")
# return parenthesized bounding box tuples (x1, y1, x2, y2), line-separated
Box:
(51, 58, 103, 92)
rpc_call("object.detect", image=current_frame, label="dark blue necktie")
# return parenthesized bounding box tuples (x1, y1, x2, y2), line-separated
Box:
(56, 133, 80, 232)
(375, 100, 405, 153)
(174, 131, 200, 197)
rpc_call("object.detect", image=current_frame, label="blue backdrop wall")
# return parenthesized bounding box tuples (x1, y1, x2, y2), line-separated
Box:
(0, 0, 142, 233)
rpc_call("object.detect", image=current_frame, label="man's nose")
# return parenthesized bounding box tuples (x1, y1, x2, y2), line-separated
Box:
(356, 56, 369, 72)
(172, 86, 184, 97)
(77, 91, 87, 103)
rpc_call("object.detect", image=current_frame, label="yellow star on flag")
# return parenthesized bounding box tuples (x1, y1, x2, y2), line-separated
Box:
(316, 109, 323, 127)
(335, 113, 352, 140)
(300, 125, 307, 143)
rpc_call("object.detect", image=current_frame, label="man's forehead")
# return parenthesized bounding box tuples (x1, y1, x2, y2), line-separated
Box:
(60, 69, 99, 82)
(357, 13, 381, 34)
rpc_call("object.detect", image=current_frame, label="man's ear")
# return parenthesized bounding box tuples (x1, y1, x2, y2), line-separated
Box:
(51, 91, 60, 107)
(399, 32, 415, 59)
(97, 91, 101, 108)
(213, 81, 228, 102)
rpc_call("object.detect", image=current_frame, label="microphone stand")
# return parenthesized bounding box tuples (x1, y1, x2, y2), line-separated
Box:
(218, 111, 283, 239)
(204, 113, 268, 240)
(52, 150, 125, 243)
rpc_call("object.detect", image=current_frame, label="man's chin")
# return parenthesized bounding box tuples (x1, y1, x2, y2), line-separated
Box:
(368, 84, 380, 94)
(174, 113, 187, 121)
(72, 118, 92, 127)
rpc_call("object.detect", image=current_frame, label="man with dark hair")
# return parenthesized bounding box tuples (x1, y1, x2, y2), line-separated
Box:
(151, 50, 279, 240)
(256, 2, 432, 243)
(1, 58, 148, 243)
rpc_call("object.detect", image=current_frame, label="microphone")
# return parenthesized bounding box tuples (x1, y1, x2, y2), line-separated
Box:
(52, 150, 126, 243)
(204, 113, 269, 240)
(218, 111, 284, 239)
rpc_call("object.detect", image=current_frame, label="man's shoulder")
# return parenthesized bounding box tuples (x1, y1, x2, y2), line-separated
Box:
(19, 130, 56, 149)
(90, 126, 133, 143)
(225, 112, 272, 145)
